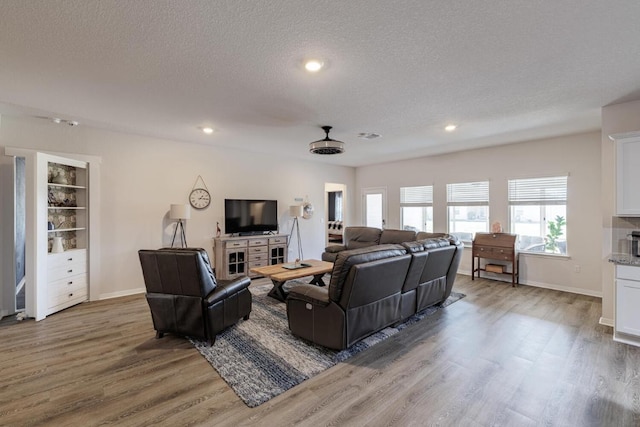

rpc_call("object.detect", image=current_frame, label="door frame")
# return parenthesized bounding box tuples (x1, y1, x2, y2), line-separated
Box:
(362, 187, 387, 229)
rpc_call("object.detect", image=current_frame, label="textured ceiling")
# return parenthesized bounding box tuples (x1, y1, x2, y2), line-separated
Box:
(1, 0, 639, 166)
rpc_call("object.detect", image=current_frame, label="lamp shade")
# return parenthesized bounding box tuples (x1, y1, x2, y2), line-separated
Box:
(289, 205, 304, 217)
(170, 204, 191, 220)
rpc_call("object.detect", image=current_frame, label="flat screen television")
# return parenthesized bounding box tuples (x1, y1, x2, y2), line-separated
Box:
(224, 199, 278, 235)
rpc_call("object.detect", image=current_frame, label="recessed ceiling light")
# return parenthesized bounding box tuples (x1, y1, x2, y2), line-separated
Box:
(202, 127, 214, 135)
(304, 60, 324, 72)
(445, 124, 457, 132)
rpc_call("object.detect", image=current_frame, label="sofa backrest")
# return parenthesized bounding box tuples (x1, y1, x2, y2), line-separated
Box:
(344, 226, 382, 249)
(379, 229, 417, 244)
(419, 243, 456, 285)
(416, 232, 448, 240)
(139, 248, 217, 297)
(329, 244, 406, 303)
(444, 240, 464, 300)
(339, 254, 412, 310)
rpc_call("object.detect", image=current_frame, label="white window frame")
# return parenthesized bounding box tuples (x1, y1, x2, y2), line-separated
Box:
(400, 185, 433, 232)
(508, 175, 568, 255)
(446, 181, 490, 241)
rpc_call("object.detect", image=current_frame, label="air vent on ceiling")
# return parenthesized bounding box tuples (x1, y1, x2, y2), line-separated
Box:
(357, 132, 381, 140)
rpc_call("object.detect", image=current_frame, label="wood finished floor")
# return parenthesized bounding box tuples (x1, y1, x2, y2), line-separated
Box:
(1, 275, 639, 427)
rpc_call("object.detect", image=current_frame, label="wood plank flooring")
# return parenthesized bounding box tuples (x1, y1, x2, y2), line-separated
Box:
(1, 275, 639, 426)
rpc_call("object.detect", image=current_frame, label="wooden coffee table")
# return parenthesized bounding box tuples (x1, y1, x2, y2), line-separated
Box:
(250, 259, 333, 302)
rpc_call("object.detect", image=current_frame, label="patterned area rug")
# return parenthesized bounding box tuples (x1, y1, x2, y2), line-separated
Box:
(191, 279, 465, 408)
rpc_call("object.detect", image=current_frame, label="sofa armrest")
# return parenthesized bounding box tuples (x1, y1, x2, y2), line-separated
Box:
(324, 244, 346, 253)
(205, 276, 251, 305)
(287, 284, 330, 306)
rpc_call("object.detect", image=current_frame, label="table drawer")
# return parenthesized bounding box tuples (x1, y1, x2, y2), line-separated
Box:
(249, 239, 268, 246)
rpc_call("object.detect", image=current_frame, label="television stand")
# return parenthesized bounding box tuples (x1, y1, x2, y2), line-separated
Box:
(213, 233, 289, 280)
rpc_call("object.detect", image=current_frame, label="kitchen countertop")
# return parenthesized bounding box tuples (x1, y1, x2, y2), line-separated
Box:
(609, 253, 640, 266)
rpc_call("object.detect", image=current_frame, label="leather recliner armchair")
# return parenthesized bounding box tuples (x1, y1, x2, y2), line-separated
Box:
(138, 248, 251, 345)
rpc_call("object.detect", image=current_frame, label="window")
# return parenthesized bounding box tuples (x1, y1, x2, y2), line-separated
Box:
(508, 176, 568, 254)
(400, 185, 433, 232)
(447, 181, 489, 241)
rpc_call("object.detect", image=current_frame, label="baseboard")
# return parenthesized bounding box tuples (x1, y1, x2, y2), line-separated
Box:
(522, 280, 603, 298)
(99, 287, 145, 300)
(456, 270, 603, 298)
(600, 317, 614, 327)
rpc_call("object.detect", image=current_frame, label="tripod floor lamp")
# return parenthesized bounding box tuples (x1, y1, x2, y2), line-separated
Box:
(170, 204, 191, 248)
(288, 205, 304, 261)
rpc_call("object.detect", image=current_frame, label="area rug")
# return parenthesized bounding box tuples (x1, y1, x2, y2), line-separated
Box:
(191, 279, 465, 408)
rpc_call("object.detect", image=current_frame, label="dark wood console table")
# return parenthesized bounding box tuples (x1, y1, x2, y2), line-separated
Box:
(472, 233, 519, 287)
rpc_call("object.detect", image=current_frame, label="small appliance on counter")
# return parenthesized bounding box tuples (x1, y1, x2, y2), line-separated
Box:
(631, 231, 640, 257)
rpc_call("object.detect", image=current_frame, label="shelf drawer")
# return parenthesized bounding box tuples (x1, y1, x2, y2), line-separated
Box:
(249, 253, 267, 262)
(226, 240, 248, 248)
(269, 237, 287, 245)
(473, 246, 494, 255)
(248, 245, 268, 255)
(48, 293, 87, 314)
(48, 274, 87, 308)
(48, 249, 86, 266)
(48, 251, 87, 281)
(473, 246, 514, 259)
(248, 239, 268, 246)
(249, 260, 268, 269)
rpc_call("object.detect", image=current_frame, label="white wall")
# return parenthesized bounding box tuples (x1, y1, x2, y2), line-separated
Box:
(356, 131, 603, 296)
(0, 116, 355, 298)
(600, 99, 640, 325)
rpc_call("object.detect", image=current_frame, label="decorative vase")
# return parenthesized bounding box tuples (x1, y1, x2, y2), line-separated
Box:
(52, 236, 64, 253)
(52, 172, 67, 185)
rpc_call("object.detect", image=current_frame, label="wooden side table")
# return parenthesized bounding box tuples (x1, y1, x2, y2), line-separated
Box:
(472, 233, 519, 286)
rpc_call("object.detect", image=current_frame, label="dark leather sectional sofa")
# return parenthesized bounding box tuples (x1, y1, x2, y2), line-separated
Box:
(321, 226, 418, 262)
(287, 235, 463, 350)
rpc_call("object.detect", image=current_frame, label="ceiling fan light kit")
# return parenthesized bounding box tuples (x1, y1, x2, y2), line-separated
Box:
(309, 125, 345, 155)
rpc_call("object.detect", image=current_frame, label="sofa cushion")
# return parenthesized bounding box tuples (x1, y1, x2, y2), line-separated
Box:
(401, 240, 426, 253)
(379, 229, 417, 244)
(419, 237, 451, 249)
(329, 244, 406, 302)
(344, 226, 382, 249)
(416, 233, 462, 246)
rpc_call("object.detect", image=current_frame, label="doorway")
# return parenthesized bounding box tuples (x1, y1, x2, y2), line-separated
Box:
(362, 187, 387, 229)
(0, 155, 25, 320)
(325, 183, 347, 246)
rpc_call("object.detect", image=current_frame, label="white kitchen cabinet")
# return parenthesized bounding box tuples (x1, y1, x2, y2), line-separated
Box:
(614, 264, 640, 347)
(611, 131, 640, 216)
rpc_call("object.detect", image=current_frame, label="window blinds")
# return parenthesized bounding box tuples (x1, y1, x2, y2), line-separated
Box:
(508, 176, 567, 205)
(400, 186, 433, 205)
(447, 181, 489, 205)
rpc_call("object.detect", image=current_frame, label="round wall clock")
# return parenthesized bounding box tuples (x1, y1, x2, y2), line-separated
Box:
(189, 188, 211, 209)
